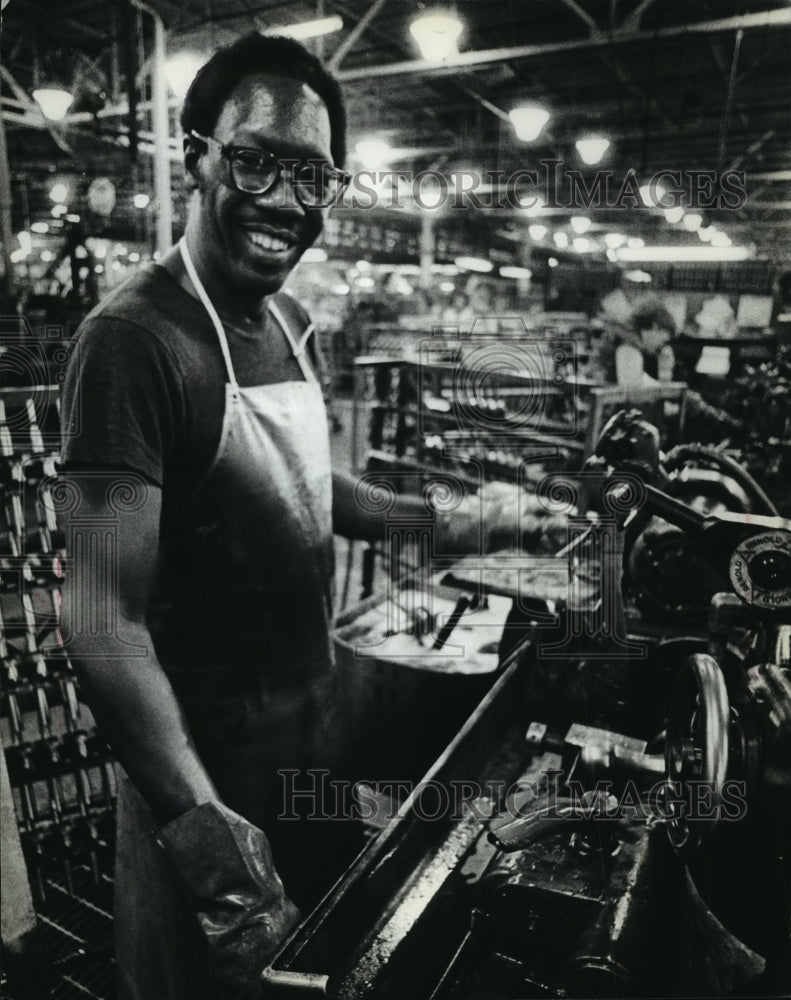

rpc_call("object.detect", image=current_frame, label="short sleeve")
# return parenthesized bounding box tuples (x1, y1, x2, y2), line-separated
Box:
(60, 316, 185, 488)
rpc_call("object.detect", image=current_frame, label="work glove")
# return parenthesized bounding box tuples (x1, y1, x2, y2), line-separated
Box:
(158, 800, 301, 1000)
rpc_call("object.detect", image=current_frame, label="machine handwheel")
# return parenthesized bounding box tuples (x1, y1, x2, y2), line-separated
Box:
(665, 653, 730, 853)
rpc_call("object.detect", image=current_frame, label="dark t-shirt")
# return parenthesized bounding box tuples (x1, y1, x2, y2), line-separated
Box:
(60, 263, 318, 503)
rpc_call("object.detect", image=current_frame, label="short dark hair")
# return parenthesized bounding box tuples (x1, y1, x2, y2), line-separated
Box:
(632, 302, 676, 336)
(180, 32, 347, 167)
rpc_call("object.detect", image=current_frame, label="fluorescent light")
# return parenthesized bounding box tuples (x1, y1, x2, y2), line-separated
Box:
(683, 213, 702, 231)
(528, 224, 547, 240)
(604, 233, 627, 249)
(50, 183, 68, 202)
(409, 13, 463, 62)
(575, 136, 609, 165)
(624, 269, 652, 283)
(500, 265, 531, 279)
(553, 231, 568, 249)
(617, 245, 749, 262)
(164, 52, 205, 99)
(134, 193, 150, 209)
(302, 247, 328, 263)
(664, 206, 685, 224)
(455, 255, 493, 273)
(570, 216, 591, 234)
(31, 221, 49, 234)
(271, 16, 343, 40)
(355, 139, 391, 170)
(33, 87, 73, 121)
(509, 105, 550, 142)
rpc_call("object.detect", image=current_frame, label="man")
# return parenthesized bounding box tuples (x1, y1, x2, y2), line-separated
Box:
(59, 33, 372, 1000)
(60, 32, 532, 1000)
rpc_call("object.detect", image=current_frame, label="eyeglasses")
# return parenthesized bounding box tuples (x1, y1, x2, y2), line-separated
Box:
(190, 130, 349, 208)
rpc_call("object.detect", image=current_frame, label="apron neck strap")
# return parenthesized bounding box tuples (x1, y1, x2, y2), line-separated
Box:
(268, 299, 317, 385)
(178, 237, 239, 392)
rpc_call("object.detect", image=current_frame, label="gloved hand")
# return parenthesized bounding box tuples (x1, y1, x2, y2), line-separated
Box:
(158, 800, 301, 1000)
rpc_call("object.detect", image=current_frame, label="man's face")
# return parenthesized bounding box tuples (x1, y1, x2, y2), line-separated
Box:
(640, 323, 672, 355)
(190, 72, 332, 297)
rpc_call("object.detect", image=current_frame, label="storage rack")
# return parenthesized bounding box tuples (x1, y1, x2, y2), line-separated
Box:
(1, 385, 116, 1000)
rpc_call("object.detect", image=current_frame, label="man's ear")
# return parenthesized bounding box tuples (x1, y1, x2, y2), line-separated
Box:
(183, 135, 201, 191)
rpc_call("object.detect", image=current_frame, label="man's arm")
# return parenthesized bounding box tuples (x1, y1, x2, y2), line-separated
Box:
(60, 474, 217, 823)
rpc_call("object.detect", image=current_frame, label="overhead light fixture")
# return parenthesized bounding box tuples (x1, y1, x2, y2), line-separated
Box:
(572, 236, 592, 252)
(548, 257, 559, 267)
(604, 233, 627, 249)
(664, 206, 685, 224)
(302, 247, 328, 263)
(128, 252, 141, 263)
(570, 216, 591, 234)
(500, 265, 531, 279)
(17, 232, 32, 253)
(624, 269, 653, 283)
(333, 283, 351, 295)
(553, 231, 569, 249)
(616, 245, 749, 262)
(575, 136, 610, 165)
(509, 105, 550, 142)
(606, 248, 618, 262)
(710, 230, 732, 247)
(134, 193, 150, 209)
(356, 275, 375, 288)
(164, 52, 205, 99)
(409, 13, 463, 62)
(31, 221, 49, 234)
(51, 203, 67, 218)
(698, 226, 714, 242)
(455, 255, 493, 273)
(528, 224, 547, 240)
(683, 213, 703, 231)
(627, 237, 645, 248)
(270, 15, 344, 40)
(49, 182, 68, 203)
(41, 250, 55, 263)
(520, 195, 545, 218)
(32, 87, 73, 121)
(65, 214, 80, 223)
(440, 280, 455, 292)
(355, 139, 391, 170)
(639, 182, 667, 208)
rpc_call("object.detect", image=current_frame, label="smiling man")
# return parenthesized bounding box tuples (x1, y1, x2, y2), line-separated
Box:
(59, 34, 360, 1000)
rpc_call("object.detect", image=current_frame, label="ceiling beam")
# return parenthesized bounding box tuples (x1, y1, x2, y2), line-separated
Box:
(328, 0, 388, 72)
(336, 9, 791, 82)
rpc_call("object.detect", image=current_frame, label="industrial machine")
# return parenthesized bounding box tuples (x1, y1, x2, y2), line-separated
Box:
(262, 410, 791, 998)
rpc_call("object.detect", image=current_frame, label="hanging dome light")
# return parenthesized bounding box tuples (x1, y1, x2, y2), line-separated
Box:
(604, 233, 627, 249)
(575, 136, 610, 165)
(509, 105, 550, 142)
(553, 231, 569, 249)
(32, 87, 73, 121)
(409, 13, 463, 62)
(355, 139, 391, 170)
(683, 213, 703, 231)
(528, 224, 547, 240)
(133, 193, 151, 209)
(698, 226, 714, 242)
(570, 216, 591, 234)
(664, 206, 685, 224)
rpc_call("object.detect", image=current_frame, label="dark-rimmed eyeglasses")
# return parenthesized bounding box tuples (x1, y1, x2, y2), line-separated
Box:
(190, 130, 350, 208)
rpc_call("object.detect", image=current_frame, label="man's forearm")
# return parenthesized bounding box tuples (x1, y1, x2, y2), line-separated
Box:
(63, 605, 218, 824)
